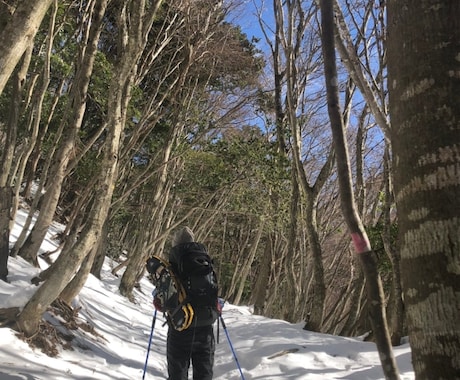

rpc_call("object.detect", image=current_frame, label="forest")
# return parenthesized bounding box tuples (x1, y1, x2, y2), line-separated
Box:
(0, 1, 459, 379)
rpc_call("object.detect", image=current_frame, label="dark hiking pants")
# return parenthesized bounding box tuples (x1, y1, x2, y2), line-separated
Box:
(167, 324, 215, 380)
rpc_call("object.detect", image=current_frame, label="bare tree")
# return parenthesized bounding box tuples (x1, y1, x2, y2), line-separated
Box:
(319, 0, 400, 378)
(329, 0, 405, 345)
(259, 0, 335, 329)
(387, 1, 460, 378)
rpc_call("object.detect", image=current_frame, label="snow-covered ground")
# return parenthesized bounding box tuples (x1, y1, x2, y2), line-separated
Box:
(0, 210, 414, 379)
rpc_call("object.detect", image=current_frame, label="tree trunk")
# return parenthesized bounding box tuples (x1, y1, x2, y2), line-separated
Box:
(382, 144, 405, 346)
(387, 1, 460, 377)
(331, 0, 390, 137)
(273, 0, 330, 329)
(0, 40, 34, 279)
(339, 254, 365, 336)
(119, 217, 150, 298)
(0, 187, 12, 281)
(303, 195, 328, 331)
(17, 0, 108, 263)
(319, 0, 399, 378)
(234, 218, 264, 305)
(59, 244, 98, 304)
(281, 172, 300, 322)
(9, 3, 57, 255)
(252, 233, 273, 315)
(90, 217, 110, 279)
(17, 163, 114, 336)
(0, 0, 54, 95)
(21, 78, 65, 201)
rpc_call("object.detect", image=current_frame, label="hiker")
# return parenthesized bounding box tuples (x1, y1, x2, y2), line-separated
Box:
(152, 227, 220, 380)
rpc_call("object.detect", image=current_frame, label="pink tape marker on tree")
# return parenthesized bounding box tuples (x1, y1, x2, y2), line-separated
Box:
(351, 232, 371, 254)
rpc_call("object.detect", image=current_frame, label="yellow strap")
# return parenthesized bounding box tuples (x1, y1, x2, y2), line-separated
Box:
(176, 303, 195, 331)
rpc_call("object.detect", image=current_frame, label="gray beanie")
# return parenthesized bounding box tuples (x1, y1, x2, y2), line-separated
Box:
(172, 226, 195, 247)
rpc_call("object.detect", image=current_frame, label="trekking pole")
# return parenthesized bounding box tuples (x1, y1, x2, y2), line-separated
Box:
(216, 316, 220, 344)
(142, 309, 157, 380)
(219, 315, 246, 380)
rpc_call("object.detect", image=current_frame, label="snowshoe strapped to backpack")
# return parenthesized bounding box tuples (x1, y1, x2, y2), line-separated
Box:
(146, 255, 195, 331)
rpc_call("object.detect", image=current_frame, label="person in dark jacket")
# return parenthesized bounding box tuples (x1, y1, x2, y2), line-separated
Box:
(155, 227, 219, 380)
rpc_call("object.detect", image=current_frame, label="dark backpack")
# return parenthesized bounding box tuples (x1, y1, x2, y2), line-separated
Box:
(171, 242, 219, 326)
(146, 243, 218, 330)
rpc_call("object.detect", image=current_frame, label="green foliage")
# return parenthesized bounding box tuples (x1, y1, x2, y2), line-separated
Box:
(176, 130, 289, 219)
(366, 222, 399, 284)
(72, 150, 101, 187)
(88, 52, 113, 107)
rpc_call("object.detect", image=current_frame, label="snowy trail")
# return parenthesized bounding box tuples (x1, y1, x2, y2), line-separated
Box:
(0, 210, 414, 379)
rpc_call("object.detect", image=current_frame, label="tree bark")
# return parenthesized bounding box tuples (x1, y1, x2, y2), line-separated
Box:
(90, 217, 110, 279)
(252, 233, 273, 315)
(0, 187, 12, 281)
(387, 1, 460, 377)
(282, 172, 300, 322)
(319, 0, 400, 378)
(0, 0, 54, 95)
(339, 253, 365, 336)
(59, 243, 98, 304)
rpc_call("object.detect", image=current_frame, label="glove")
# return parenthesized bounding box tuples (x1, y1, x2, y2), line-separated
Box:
(152, 289, 164, 311)
(153, 297, 163, 312)
(217, 297, 225, 315)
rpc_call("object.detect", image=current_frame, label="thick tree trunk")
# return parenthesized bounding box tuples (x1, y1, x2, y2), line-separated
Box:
(319, 0, 400, 378)
(0, 0, 54, 95)
(119, 219, 149, 298)
(387, 1, 460, 377)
